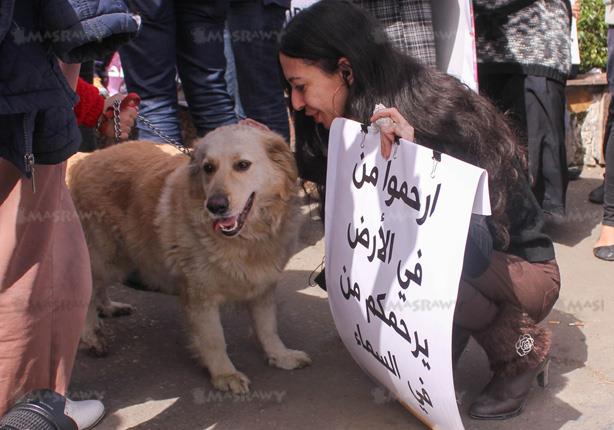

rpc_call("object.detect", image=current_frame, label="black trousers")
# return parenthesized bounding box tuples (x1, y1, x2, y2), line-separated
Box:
(603, 29, 614, 226)
(601, 97, 614, 226)
(480, 74, 568, 216)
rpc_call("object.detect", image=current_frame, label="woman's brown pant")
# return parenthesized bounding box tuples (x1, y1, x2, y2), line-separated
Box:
(0, 159, 91, 415)
(454, 251, 561, 331)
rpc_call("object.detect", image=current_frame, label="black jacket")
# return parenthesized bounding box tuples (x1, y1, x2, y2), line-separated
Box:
(0, 0, 139, 176)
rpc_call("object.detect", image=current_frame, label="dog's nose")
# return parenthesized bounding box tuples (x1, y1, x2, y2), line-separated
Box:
(207, 195, 229, 215)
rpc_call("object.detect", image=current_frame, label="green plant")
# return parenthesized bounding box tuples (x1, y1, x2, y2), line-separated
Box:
(577, 0, 608, 72)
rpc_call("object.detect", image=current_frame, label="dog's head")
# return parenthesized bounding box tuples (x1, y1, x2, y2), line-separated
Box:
(188, 124, 298, 238)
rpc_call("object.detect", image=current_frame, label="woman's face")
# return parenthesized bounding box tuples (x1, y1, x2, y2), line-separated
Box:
(279, 53, 349, 129)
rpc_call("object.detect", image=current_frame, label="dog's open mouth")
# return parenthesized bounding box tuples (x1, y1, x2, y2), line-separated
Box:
(211, 193, 255, 237)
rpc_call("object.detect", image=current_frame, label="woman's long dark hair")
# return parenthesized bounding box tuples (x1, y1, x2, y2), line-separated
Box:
(281, 0, 526, 248)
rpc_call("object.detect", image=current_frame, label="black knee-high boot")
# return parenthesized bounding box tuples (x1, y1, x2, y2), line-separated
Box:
(470, 305, 551, 420)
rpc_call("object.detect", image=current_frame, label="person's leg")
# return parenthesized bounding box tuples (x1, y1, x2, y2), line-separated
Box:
(228, 0, 290, 141)
(175, 0, 238, 136)
(0, 160, 91, 415)
(454, 281, 499, 332)
(478, 73, 528, 147)
(452, 279, 500, 367)
(525, 76, 568, 215)
(119, 0, 183, 142)
(456, 251, 560, 419)
(452, 249, 559, 355)
(594, 117, 614, 258)
(464, 251, 561, 323)
(589, 29, 614, 204)
(594, 28, 614, 260)
(224, 23, 246, 119)
(50, 163, 92, 394)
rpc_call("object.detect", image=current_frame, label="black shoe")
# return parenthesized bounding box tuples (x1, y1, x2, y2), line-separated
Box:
(469, 358, 550, 420)
(0, 390, 106, 430)
(594, 245, 614, 261)
(588, 183, 605, 204)
(567, 166, 582, 181)
(543, 208, 566, 224)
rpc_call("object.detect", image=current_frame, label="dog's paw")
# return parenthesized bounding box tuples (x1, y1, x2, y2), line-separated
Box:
(268, 349, 312, 370)
(98, 300, 134, 318)
(211, 372, 251, 394)
(80, 327, 109, 357)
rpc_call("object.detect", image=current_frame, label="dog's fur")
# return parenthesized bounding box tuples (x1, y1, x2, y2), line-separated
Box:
(68, 124, 310, 393)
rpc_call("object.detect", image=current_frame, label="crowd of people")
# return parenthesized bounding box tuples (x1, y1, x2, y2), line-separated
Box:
(0, 0, 611, 429)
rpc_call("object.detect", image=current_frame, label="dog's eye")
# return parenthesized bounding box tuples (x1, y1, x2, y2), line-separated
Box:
(203, 163, 215, 174)
(235, 160, 251, 172)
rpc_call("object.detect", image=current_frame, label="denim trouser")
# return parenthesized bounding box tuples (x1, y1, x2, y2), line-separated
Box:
(120, 0, 238, 142)
(227, 0, 290, 141)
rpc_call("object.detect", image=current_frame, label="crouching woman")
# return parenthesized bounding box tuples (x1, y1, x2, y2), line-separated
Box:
(279, 0, 560, 420)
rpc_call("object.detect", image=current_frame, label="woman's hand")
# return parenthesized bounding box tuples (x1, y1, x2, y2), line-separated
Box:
(370, 107, 415, 159)
(98, 93, 139, 141)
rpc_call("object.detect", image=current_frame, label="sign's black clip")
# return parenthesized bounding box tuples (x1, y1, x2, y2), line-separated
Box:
(431, 150, 442, 178)
(359, 123, 370, 148)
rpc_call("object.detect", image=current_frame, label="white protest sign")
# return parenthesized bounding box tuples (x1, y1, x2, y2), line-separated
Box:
(432, 0, 478, 91)
(324, 118, 490, 429)
(287, 0, 320, 22)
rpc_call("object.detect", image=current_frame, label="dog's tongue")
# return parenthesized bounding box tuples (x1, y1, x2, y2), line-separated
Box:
(213, 216, 237, 231)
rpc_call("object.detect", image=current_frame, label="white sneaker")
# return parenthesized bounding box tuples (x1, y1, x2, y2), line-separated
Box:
(64, 398, 105, 430)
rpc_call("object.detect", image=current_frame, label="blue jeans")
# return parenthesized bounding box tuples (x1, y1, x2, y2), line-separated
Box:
(120, 0, 237, 142)
(224, 25, 246, 119)
(228, 0, 290, 141)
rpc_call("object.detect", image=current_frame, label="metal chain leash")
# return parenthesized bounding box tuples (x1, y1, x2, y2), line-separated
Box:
(113, 99, 122, 145)
(112, 99, 192, 156)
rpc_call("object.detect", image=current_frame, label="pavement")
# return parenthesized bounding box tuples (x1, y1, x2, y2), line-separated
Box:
(71, 166, 614, 430)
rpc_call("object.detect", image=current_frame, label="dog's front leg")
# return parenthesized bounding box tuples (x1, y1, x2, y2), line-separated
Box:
(80, 276, 111, 356)
(248, 288, 312, 370)
(185, 301, 250, 394)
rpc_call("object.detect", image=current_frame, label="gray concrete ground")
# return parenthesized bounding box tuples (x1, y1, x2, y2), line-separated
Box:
(71, 167, 614, 430)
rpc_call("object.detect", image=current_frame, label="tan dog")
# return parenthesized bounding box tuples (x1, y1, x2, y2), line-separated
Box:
(68, 124, 311, 393)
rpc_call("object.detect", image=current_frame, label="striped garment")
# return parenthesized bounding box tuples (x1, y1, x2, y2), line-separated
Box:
(352, 0, 437, 67)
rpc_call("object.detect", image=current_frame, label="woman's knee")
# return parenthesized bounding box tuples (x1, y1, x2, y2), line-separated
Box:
(513, 260, 561, 322)
(454, 280, 500, 332)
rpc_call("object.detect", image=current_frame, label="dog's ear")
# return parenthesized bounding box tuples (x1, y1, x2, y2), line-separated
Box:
(188, 146, 204, 177)
(186, 145, 208, 200)
(266, 133, 298, 200)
